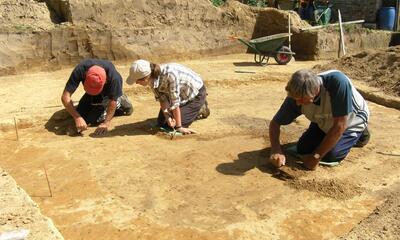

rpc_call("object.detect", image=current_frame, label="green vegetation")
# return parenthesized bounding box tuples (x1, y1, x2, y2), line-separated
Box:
(210, 0, 266, 7)
(211, 0, 226, 7)
(240, 0, 266, 7)
(14, 24, 33, 31)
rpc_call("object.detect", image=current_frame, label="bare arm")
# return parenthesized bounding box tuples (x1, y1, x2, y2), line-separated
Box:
(315, 115, 347, 157)
(61, 89, 87, 131)
(103, 100, 117, 125)
(269, 119, 286, 167)
(269, 119, 283, 154)
(303, 115, 348, 170)
(171, 107, 182, 127)
(61, 89, 81, 119)
(161, 101, 196, 134)
(94, 100, 117, 135)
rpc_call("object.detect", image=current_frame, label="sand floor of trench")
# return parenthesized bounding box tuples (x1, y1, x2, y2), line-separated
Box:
(0, 54, 399, 240)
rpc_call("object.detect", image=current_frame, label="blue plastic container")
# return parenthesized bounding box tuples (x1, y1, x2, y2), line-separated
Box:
(379, 7, 396, 31)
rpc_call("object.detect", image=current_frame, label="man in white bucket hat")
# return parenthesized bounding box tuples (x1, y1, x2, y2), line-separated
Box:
(126, 59, 210, 135)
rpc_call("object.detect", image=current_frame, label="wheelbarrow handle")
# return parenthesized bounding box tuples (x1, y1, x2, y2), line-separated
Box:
(227, 35, 238, 41)
(236, 38, 262, 55)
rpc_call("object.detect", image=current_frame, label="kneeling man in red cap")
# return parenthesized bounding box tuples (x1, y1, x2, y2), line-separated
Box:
(61, 59, 133, 135)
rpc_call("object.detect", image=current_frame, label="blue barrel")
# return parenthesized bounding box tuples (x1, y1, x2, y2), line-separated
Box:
(379, 7, 396, 31)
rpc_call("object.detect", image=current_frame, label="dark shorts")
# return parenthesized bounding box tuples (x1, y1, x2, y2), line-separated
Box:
(157, 86, 207, 128)
(296, 122, 363, 162)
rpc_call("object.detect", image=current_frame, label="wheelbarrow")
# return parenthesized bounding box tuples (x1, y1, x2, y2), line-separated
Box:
(232, 33, 295, 66)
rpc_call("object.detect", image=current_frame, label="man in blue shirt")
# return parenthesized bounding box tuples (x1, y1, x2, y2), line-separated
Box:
(61, 59, 133, 135)
(269, 69, 370, 170)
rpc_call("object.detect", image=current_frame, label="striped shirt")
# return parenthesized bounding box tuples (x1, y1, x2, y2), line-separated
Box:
(152, 63, 204, 109)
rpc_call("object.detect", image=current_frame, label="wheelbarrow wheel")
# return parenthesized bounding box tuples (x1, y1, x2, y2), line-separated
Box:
(254, 53, 269, 66)
(274, 46, 292, 65)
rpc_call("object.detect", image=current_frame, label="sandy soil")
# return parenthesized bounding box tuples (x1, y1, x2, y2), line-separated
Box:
(314, 46, 400, 98)
(340, 184, 400, 240)
(0, 54, 399, 239)
(0, 167, 63, 239)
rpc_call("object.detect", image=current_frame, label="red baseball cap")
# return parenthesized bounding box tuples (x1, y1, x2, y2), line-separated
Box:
(84, 65, 106, 95)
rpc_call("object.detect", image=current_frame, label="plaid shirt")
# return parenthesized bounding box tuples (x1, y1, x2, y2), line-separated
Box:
(152, 63, 203, 109)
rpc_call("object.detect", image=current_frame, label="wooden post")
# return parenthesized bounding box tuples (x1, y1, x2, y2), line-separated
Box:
(396, 0, 400, 31)
(13, 116, 19, 141)
(299, 20, 365, 31)
(288, 12, 291, 50)
(338, 10, 346, 57)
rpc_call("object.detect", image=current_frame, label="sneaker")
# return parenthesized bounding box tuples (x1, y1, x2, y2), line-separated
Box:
(118, 94, 133, 116)
(354, 127, 370, 148)
(197, 101, 210, 119)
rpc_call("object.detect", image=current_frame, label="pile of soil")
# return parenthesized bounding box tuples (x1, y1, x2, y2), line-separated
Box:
(286, 178, 364, 201)
(314, 46, 400, 98)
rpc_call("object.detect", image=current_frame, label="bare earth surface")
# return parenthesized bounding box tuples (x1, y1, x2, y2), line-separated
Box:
(0, 54, 399, 239)
(0, 167, 63, 239)
(314, 46, 400, 98)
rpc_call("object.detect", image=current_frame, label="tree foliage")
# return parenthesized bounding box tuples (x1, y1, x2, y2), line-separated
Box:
(210, 0, 266, 7)
(211, 0, 226, 7)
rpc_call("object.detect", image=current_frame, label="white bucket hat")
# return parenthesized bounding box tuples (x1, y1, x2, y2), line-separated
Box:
(126, 59, 151, 85)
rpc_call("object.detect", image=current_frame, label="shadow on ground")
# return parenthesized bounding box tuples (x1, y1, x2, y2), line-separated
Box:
(44, 109, 75, 135)
(45, 109, 158, 137)
(233, 61, 279, 67)
(233, 61, 260, 67)
(105, 118, 159, 137)
(216, 143, 303, 178)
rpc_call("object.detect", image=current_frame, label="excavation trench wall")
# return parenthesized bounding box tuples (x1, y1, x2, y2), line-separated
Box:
(0, 0, 258, 76)
(0, 26, 246, 76)
(0, 0, 395, 76)
(291, 28, 393, 60)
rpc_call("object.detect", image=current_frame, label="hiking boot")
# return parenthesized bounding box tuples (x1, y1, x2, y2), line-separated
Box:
(197, 101, 210, 119)
(354, 127, 370, 148)
(118, 94, 133, 116)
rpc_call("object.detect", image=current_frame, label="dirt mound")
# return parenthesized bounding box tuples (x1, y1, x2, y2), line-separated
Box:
(286, 178, 364, 200)
(314, 46, 400, 97)
(251, 8, 309, 38)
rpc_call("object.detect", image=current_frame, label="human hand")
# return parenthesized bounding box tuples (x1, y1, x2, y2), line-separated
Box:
(167, 117, 176, 128)
(75, 117, 87, 132)
(94, 122, 110, 135)
(269, 153, 286, 168)
(302, 155, 319, 171)
(176, 127, 197, 135)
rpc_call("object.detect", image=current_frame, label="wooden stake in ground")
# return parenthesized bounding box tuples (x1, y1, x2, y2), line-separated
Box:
(299, 20, 364, 31)
(288, 12, 291, 50)
(396, 0, 400, 31)
(13, 116, 19, 141)
(338, 10, 346, 58)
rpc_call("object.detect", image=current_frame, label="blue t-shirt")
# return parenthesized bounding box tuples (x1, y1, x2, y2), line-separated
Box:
(273, 70, 368, 132)
(65, 59, 123, 100)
